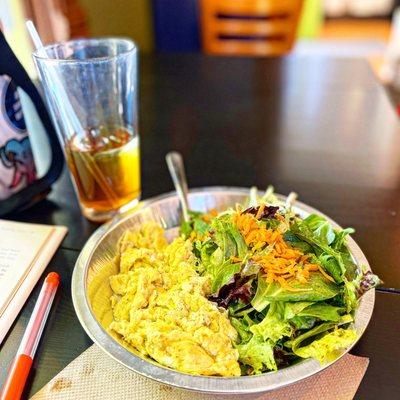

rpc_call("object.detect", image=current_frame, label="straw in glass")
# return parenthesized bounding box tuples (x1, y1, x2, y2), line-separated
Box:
(26, 21, 119, 207)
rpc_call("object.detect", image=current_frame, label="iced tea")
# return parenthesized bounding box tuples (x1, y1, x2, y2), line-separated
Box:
(65, 126, 140, 219)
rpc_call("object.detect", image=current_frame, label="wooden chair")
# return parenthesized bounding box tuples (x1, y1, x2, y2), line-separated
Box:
(199, 0, 304, 56)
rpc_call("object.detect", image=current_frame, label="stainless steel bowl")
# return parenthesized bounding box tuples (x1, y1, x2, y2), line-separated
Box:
(72, 187, 374, 394)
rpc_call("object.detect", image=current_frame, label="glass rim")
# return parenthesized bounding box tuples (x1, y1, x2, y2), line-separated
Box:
(32, 37, 137, 64)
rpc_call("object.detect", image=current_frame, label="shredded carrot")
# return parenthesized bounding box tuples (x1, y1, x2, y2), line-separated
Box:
(276, 214, 285, 222)
(231, 205, 335, 289)
(209, 209, 218, 217)
(202, 214, 211, 223)
(255, 204, 265, 220)
(317, 265, 336, 283)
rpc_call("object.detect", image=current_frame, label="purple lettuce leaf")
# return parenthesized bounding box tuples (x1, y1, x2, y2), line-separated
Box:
(243, 205, 279, 220)
(210, 274, 254, 308)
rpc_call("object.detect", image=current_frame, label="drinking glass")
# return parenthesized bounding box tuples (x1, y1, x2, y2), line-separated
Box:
(33, 38, 140, 222)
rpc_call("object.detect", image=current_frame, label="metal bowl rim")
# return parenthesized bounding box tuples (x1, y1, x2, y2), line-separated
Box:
(72, 186, 375, 394)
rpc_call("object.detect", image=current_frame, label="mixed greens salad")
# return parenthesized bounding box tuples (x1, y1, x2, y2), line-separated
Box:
(180, 187, 380, 375)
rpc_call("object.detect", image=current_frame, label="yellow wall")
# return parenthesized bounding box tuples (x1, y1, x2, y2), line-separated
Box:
(1, 0, 36, 77)
(80, 0, 154, 52)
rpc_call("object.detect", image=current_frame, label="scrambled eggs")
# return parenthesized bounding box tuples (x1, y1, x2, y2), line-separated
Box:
(109, 223, 241, 376)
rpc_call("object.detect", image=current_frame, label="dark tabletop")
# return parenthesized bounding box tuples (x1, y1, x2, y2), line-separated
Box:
(1, 54, 400, 399)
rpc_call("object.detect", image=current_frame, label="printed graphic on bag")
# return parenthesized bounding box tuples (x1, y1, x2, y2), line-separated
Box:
(0, 75, 36, 200)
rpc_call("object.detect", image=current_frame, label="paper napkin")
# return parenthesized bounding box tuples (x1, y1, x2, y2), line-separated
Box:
(31, 345, 369, 400)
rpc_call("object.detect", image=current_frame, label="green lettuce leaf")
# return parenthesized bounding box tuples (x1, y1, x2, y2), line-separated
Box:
(290, 316, 317, 330)
(212, 216, 247, 259)
(314, 253, 343, 284)
(284, 301, 343, 328)
(341, 250, 357, 281)
(250, 302, 292, 343)
(332, 228, 355, 250)
(193, 218, 210, 236)
(202, 247, 242, 293)
(236, 335, 277, 373)
(283, 231, 313, 254)
(342, 267, 381, 312)
(286, 314, 353, 352)
(230, 316, 253, 343)
(180, 210, 210, 238)
(284, 301, 314, 319)
(247, 185, 280, 208)
(228, 300, 253, 316)
(236, 301, 292, 373)
(252, 273, 340, 303)
(296, 303, 344, 322)
(251, 274, 270, 311)
(212, 220, 236, 258)
(211, 261, 242, 294)
(194, 239, 216, 274)
(264, 218, 281, 230)
(343, 280, 359, 313)
(302, 215, 336, 245)
(196, 216, 249, 293)
(290, 216, 357, 283)
(293, 328, 357, 363)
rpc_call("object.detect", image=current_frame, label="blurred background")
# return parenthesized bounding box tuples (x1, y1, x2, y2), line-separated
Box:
(2, 0, 400, 106)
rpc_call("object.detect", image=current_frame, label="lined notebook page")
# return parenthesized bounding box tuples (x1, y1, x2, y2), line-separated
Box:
(0, 220, 67, 343)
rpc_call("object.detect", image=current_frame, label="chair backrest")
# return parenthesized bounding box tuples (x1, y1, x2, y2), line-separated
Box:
(200, 0, 303, 56)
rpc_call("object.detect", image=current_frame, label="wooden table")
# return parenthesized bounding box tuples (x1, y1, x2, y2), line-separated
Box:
(1, 54, 399, 399)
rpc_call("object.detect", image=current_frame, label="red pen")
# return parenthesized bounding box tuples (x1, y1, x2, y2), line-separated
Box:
(0, 272, 60, 400)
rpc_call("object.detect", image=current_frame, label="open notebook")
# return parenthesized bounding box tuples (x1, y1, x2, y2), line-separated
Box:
(0, 220, 67, 344)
